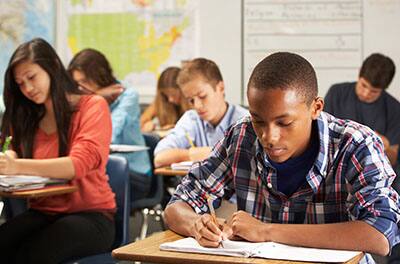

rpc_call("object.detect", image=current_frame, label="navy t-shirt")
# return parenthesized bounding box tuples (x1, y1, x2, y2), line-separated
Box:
(324, 82, 400, 145)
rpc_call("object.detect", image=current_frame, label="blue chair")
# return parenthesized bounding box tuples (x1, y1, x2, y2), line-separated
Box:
(2, 198, 27, 220)
(132, 133, 165, 239)
(66, 155, 130, 264)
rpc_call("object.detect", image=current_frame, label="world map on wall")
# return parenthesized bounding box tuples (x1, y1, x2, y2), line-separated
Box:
(66, 0, 197, 98)
(0, 0, 55, 109)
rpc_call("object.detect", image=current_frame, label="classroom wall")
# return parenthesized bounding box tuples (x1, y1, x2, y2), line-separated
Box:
(54, 0, 400, 105)
(180, 0, 400, 105)
(197, 0, 242, 105)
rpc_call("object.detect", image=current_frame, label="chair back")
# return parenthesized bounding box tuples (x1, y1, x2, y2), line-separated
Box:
(132, 133, 163, 209)
(106, 155, 130, 248)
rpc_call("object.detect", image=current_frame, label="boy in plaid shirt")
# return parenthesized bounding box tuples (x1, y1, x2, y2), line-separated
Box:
(164, 52, 400, 263)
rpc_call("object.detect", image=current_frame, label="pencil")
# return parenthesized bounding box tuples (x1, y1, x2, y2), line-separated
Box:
(2, 136, 12, 153)
(206, 194, 224, 248)
(185, 132, 195, 148)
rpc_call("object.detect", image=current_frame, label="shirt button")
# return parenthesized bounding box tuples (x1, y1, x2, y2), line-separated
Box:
(283, 207, 289, 212)
(267, 183, 272, 188)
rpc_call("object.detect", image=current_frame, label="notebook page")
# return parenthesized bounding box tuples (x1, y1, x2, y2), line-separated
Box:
(160, 237, 259, 257)
(253, 242, 362, 263)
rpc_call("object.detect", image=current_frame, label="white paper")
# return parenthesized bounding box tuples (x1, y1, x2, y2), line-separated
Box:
(0, 201, 4, 215)
(0, 175, 67, 192)
(170, 161, 193, 170)
(159, 237, 362, 263)
(110, 144, 149, 153)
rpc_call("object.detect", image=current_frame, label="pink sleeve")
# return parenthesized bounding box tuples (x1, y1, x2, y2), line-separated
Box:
(69, 96, 112, 180)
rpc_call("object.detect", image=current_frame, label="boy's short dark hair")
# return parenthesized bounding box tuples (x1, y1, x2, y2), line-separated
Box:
(177, 58, 223, 89)
(247, 52, 318, 106)
(359, 53, 395, 89)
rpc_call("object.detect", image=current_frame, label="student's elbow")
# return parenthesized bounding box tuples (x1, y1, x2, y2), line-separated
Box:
(372, 236, 390, 256)
(154, 154, 164, 168)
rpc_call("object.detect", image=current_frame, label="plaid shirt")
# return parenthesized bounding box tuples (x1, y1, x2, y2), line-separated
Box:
(170, 112, 400, 264)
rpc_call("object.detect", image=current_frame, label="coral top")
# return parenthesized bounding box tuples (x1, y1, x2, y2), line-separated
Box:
(30, 95, 116, 213)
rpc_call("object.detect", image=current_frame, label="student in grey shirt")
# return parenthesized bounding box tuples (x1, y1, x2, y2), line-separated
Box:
(324, 53, 400, 166)
(154, 58, 248, 168)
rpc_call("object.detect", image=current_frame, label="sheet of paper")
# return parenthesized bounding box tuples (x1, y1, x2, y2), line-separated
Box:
(110, 144, 149, 153)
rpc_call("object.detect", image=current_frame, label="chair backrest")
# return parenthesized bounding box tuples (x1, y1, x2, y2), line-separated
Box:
(106, 155, 130, 248)
(132, 133, 163, 209)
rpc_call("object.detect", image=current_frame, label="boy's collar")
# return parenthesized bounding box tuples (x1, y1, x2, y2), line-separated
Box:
(255, 113, 330, 180)
(202, 102, 232, 130)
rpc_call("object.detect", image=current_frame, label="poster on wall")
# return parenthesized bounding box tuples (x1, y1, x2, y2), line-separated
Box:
(64, 0, 198, 101)
(0, 0, 55, 109)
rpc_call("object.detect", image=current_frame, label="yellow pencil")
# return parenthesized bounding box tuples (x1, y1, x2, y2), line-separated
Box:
(206, 194, 224, 248)
(185, 132, 195, 148)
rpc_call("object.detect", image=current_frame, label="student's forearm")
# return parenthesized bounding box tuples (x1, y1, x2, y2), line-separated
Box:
(164, 201, 201, 237)
(154, 149, 190, 168)
(265, 220, 389, 256)
(140, 103, 156, 126)
(14, 157, 76, 180)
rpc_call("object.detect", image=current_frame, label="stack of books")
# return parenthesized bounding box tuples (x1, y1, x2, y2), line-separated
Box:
(0, 175, 67, 192)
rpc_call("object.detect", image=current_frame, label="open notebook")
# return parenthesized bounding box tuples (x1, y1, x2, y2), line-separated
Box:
(160, 237, 362, 263)
(0, 175, 67, 192)
(170, 161, 194, 171)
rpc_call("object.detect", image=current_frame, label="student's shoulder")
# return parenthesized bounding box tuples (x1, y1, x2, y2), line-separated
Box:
(328, 82, 355, 94)
(324, 112, 377, 146)
(232, 103, 249, 117)
(120, 83, 139, 97)
(225, 115, 256, 141)
(78, 94, 109, 111)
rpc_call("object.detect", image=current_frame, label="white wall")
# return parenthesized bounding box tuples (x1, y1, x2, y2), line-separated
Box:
(197, 0, 242, 104)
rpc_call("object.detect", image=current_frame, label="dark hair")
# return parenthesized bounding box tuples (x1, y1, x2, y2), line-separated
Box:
(68, 48, 117, 88)
(359, 53, 395, 89)
(155, 67, 188, 126)
(1, 38, 81, 158)
(247, 52, 318, 105)
(177, 58, 223, 89)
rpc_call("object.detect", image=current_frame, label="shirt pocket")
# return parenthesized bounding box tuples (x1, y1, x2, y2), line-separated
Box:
(305, 201, 350, 224)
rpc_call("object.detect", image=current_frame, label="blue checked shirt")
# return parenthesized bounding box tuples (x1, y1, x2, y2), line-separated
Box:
(170, 112, 400, 264)
(154, 103, 248, 154)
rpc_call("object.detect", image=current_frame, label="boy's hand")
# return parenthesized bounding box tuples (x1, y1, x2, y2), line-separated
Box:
(0, 151, 17, 174)
(192, 214, 223, 247)
(189, 147, 212, 161)
(226, 210, 269, 242)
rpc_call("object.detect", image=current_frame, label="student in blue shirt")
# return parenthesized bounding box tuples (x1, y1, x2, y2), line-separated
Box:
(164, 52, 400, 263)
(68, 49, 151, 201)
(154, 58, 248, 168)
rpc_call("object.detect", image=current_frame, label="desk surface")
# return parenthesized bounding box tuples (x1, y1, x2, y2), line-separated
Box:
(112, 230, 363, 264)
(154, 167, 188, 177)
(0, 185, 77, 198)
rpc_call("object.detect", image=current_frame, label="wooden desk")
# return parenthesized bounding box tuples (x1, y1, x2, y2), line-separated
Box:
(0, 185, 77, 199)
(112, 230, 363, 264)
(154, 167, 188, 177)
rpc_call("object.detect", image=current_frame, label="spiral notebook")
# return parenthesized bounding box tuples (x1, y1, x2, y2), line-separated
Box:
(160, 237, 362, 263)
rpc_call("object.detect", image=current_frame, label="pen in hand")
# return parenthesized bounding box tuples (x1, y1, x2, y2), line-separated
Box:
(206, 194, 224, 248)
(2, 136, 12, 153)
